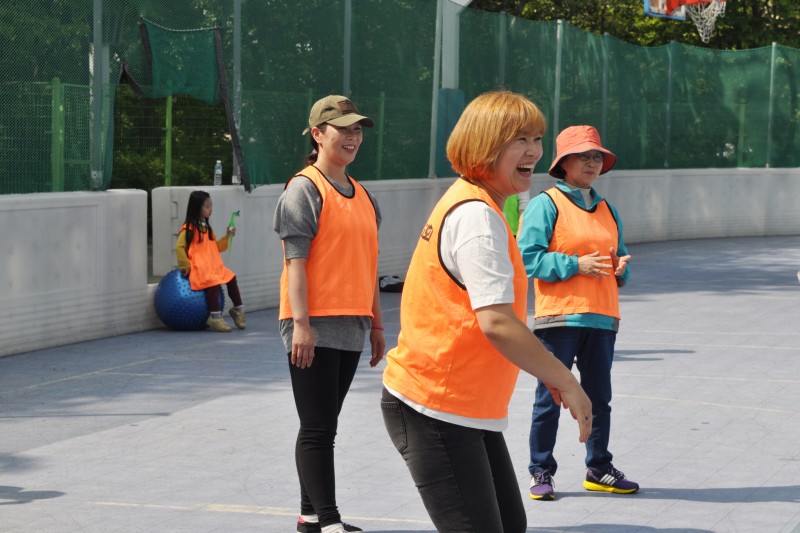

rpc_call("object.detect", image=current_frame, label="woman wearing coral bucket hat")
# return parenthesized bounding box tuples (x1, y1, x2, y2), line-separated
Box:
(517, 125, 638, 501)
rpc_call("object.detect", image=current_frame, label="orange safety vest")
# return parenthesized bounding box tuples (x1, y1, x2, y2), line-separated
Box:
(278, 165, 379, 320)
(180, 224, 235, 291)
(383, 178, 528, 420)
(534, 187, 620, 319)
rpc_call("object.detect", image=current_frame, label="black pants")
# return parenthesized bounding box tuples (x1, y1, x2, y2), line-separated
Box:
(204, 276, 243, 312)
(288, 347, 361, 527)
(381, 388, 526, 533)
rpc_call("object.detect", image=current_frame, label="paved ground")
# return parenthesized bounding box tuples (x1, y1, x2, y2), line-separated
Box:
(2, 236, 800, 533)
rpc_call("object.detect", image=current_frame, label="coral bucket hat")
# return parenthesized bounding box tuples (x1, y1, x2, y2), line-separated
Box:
(548, 125, 617, 177)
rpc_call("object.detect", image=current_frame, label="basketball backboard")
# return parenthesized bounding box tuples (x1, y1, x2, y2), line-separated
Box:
(644, 0, 686, 21)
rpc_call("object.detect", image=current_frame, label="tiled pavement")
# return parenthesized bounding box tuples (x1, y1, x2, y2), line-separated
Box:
(2, 236, 799, 532)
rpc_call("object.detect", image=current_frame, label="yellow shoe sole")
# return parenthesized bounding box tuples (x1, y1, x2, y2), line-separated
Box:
(583, 480, 638, 494)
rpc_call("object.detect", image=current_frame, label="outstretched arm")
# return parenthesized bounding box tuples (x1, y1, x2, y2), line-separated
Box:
(476, 303, 592, 443)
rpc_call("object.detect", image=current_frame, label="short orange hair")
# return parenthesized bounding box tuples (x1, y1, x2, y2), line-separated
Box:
(446, 91, 546, 181)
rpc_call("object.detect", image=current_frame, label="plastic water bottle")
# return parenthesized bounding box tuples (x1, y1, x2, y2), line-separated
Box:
(213, 160, 222, 186)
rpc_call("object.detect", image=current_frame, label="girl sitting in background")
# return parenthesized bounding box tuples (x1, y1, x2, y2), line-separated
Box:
(175, 190, 246, 333)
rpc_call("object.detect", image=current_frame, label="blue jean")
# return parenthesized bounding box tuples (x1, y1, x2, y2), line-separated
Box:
(381, 388, 526, 533)
(529, 327, 616, 476)
(288, 347, 361, 527)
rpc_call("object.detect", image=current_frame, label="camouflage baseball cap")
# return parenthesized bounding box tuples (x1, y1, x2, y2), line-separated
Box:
(302, 95, 374, 135)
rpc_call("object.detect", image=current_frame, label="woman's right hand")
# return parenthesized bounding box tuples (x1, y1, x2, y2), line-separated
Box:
(578, 251, 612, 279)
(547, 383, 593, 443)
(291, 320, 316, 368)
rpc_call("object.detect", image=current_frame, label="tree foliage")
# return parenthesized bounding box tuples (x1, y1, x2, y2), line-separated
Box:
(469, 0, 800, 50)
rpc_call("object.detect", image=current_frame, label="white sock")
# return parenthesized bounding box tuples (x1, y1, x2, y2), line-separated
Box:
(300, 513, 318, 523)
(321, 524, 345, 533)
(234, 305, 244, 311)
(210, 311, 222, 319)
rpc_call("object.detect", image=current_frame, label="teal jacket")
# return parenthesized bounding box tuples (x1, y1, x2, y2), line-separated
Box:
(517, 181, 630, 331)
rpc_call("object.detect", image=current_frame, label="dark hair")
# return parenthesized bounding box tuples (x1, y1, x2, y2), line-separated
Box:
(183, 190, 216, 252)
(305, 124, 327, 165)
(550, 159, 566, 179)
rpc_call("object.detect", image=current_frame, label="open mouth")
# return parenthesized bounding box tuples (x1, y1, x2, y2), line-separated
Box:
(517, 163, 534, 176)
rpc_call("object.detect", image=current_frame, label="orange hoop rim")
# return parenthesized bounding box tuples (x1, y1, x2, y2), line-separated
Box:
(667, 0, 725, 14)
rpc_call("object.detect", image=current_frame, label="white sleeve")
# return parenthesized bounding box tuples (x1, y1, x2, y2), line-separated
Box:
(440, 201, 515, 310)
(517, 189, 531, 213)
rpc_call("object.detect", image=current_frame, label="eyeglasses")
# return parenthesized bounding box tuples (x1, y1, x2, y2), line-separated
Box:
(575, 152, 604, 163)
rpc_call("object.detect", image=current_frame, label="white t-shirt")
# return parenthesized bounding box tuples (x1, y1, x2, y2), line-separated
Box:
(387, 202, 514, 431)
(440, 201, 516, 310)
(388, 201, 517, 432)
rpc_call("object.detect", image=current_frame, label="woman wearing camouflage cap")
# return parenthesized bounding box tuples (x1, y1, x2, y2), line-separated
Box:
(273, 95, 385, 533)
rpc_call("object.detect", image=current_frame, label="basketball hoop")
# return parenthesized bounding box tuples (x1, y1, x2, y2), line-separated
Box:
(682, 0, 726, 43)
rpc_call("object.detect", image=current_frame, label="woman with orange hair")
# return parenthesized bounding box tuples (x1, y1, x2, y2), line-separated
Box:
(381, 91, 592, 532)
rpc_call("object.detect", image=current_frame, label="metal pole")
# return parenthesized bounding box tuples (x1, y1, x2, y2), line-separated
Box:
(428, 0, 443, 178)
(766, 42, 776, 168)
(737, 101, 745, 167)
(498, 11, 507, 87)
(376, 91, 386, 179)
(601, 32, 609, 138)
(91, 0, 103, 189)
(232, 0, 242, 184)
(344, 0, 352, 96)
(552, 20, 563, 155)
(165, 96, 172, 186)
(51, 78, 64, 192)
(665, 41, 674, 168)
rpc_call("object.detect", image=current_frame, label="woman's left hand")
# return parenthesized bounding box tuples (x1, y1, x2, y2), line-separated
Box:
(369, 329, 386, 367)
(610, 247, 630, 277)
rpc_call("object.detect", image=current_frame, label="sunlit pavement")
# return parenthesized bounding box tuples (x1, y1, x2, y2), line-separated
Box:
(2, 236, 799, 532)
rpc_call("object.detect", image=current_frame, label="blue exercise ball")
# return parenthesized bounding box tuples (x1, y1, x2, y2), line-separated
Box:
(154, 269, 225, 331)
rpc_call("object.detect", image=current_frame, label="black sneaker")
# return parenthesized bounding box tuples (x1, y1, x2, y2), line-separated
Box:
(296, 516, 363, 533)
(583, 466, 639, 494)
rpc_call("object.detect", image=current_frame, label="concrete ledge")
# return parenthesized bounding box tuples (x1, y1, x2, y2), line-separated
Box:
(2, 168, 799, 358)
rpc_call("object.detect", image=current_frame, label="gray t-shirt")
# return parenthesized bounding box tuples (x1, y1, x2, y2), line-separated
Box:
(273, 171, 382, 353)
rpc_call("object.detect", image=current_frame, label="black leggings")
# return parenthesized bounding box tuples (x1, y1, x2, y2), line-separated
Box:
(203, 276, 243, 312)
(288, 347, 361, 527)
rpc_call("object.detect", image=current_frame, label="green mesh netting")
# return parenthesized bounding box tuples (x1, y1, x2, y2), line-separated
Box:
(140, 19, 219, 105)
(2, 0, 800, 194)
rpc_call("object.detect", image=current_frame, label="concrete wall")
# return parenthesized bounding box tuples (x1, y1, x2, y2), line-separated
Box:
(2, 168, 799, 358)
(1, 190, 160, 357)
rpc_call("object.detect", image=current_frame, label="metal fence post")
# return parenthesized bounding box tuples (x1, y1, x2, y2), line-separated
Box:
(51, 77, 65, 192)
(165, 95, 172, 186)
(553, 20, 563, 155)
(376, 91, 386, 179)
(766, 42, 776, 168)
(665, 41, 674, 169)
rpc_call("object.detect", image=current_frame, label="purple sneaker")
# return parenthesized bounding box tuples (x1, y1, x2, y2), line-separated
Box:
(529, 470, 555, 500)
(583, 466, 639, 494)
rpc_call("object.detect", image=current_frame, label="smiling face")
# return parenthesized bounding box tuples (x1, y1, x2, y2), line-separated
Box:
(560, 150, 604, 189)
(312, 122, 363, 168)
(492, 129, 544, 197)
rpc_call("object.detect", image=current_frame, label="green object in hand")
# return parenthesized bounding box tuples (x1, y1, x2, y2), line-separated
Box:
(228, 210, 240, 254)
